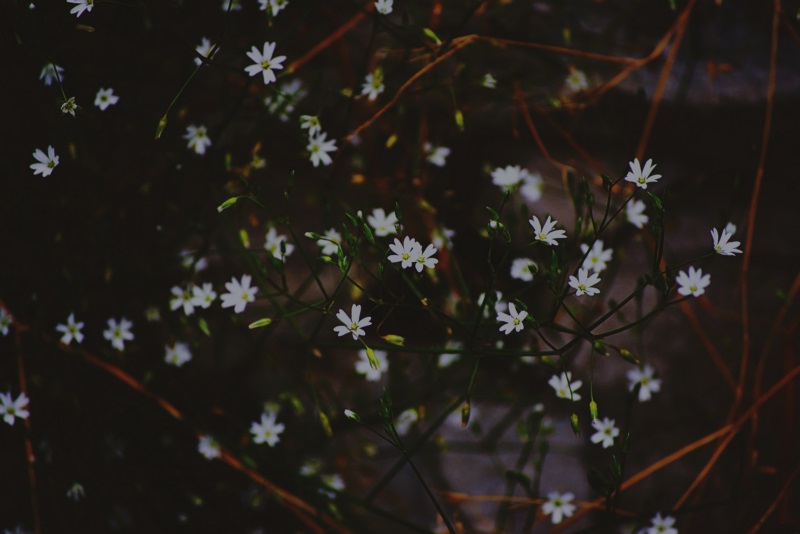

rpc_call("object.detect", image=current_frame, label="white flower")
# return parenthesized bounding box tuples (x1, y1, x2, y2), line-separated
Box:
(711, 226, 742, 256)
(394, 408, 418, 436)
(624, 158, 661, 189)
(0, 392, 30, 426)
(580, 240, 613, 273)
(300, 457, 322, 476)
(61, 96, 78, 117)
(374, 0, 393, 15)
(264, 228, 295, 261)
(30, 145, 59, 177)
(548, 372, 582, 401)
(259, 0, 289, 16)
(497, 302, 528, 335)
(265, 79, 306, 120)
(170, 285, 196, 316)
(94, 87, 119, 110)
(312, 228, 341, 256)
(184, 125, 212, 155)
(491, 165, 530, 189)
(423, 142, 450, 167)
(191, 282, 217, 309)
(431, 226, 455, 250)
(165, 342, 192, 367)
(520, 172, 544, 202)
(361, 69, 385, 101)
(564, 69, 588, 93)
(530, 215, 567, 246)
(367, 208, 399, 236)
(645, 512, 678, 534)
(320, 473, 345, 498)
(482, 73, 497, 88)
(387, 236, 420, 269)
(39, 63, 64, 86)
(569, 268, 601, 296)
(627, 364, 662, 402)
(66, 482, 85, 501)
(244, 41, 286, 85)
(67, 0, 93, 17)
(438, 341, 462, 368)
(103, 317, 134, 351)
(250, 411, 285, 447)
(725, 222, 737, 235)
(55, 313, 84, 345)
(355, 350, 388, 381)
(194, 37, 216, 67)
(198, 435, 221, 459)
(413, 243, 439, 272)
(676, 266, 710, 298)
(220, 274, 258, 313)
(300, 115, 322, 137)
(307, 132, 337, 167)
(333, 304, 372, 340)
(478, 291, 507, 318)
(542, 491, 577, 524)
(0, 308, 13, 336)
(344, 409, 360, 421)
(510, 258, 536, 281)
(590, 417, 619, 449)
(626, 198, 649, 228)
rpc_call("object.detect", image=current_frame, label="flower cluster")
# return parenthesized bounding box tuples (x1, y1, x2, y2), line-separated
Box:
(387, 236, 439, 272)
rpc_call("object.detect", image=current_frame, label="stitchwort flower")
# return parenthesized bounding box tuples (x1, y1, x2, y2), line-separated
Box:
(645, 513, 678, 534)
(580, 240, 613, 273)
(165, 342, 192, 367)
(315, 228, 342, 256)
(264, 228, 295, 261)
(170, 285, 197, 316)
(103, 317, 133, 351)
(542, 491, 577, 525)
(711, 226, 742, 256)
(307, 132, 337, 167)
(387, 236, 420, 269)
(0, 392, 30, 426)
(626, 198, 649, 228)
(497, 302, 527, 335)
(55, 313, 84, 345)
(569, 268, 601, 296)
(676, 266, 710, 298)
(198, 435, 221, 460)
(627, 363, 662, 402)
(361, 69, 385, 101)
(530, 215, 567, 246)
(40, 63, 64, 86)
(549, 372, 582, 401)
(367, 208, 399, 237)
(413, 243, 439, 272)
(244, 41, 286, 85)
(220, 274, 258, 313)
(184, 125, 211, 155)
(510, 258, 536, 282)
(624, 158, 661, 189)
(300, 115, 322, 137)
(355, 349, 388, 381)
(191, 282, 217, 309)
(250, 411, 285, 447)
(374, 0, 393, 14)
(194, 37, 216, 67)
(333, 304, 372, 340)
(30, 146, 59, 177)
(491, 165, 529, 189)
(590, 417, 619, 449)
(94, 88, 119, 110)
(423, 142, 450, 167)
(67, 0, 93, 17)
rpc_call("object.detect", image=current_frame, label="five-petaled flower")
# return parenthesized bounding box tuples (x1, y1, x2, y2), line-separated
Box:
(334, 304, 372, 340)
(624, 158, 661, 189)
(491, 165, 529, 189)
(387, 236, 420, 269)
(67, 0, 94, 18)
(367, 208, 399, 236)
(198, 435, 221, 460)
(580, 240, 613, 273)
(569, 268, 601, 296)
(300, 115, 322, 137)
(645, 512, 678, 534)
(244, 41, 286, 85)
(711, 226, 742, 256)
(520, 172, 544, 203)
(374, 0, 393, 15)
(170, 285, 197, 316)
(40, 63, 64, 86)
(315, 228, 342, 256)
(61, 96, 78, 117)
(355, 349, 389, 381)
(542, 491, 577, 525)
(423, 142, 450, 167)
(413, 243, 439, 272)
(56, 313, 84, 345)
(220, 274, 258, 313)
(165, 342, 192, 367)
(626, 198, 649, 228)
(191, 282, 217, 309)
(103, 317, 134, 351)
(250, 411, 285, 447)
(94, 88, 119, 110)
(184, 125, 212, 155)
(510, 257, 536, 281)
(676, 266, 710, 298)
(627, 363, 662, 402)
(361, 69, 385, 101)
(0, 392, 30, 426)
(194, 37, 216, 67)
(307, 132, 337, 167)
(497, 302, 528, 335)
(530, 215, 567, 246)
(264, 228, 295, 261)
(590, 417, 619, 449)
(549, 371, 582, 401)
(30, 145, 59, 177)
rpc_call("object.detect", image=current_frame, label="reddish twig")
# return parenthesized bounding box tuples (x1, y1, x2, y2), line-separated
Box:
(286, 11, 369, 74)
(15, 330, 41, 534)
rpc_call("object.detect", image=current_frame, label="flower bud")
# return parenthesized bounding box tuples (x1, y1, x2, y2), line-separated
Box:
(570, 413, 580, 436)
(344, 409, 360, 422)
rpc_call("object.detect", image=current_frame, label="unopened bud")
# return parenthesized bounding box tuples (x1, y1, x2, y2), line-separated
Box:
(381, 334, 405, 346)
(589, 400, 599, 422)
(570, 413, 580, 436)
(344, 409, 360, 422)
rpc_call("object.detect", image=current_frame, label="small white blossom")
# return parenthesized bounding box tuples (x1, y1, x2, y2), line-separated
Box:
(264, 79, 306, 121)
(626, 198, 649, 228)
(548, 372, 582, 401)
(39, 63, 64, 86)
(510, 258, 536, 281)
(394, 408, 418, 436)
(374, 0, 393, 15)
(387, 236, 420, 269)
(103, 317, 133, 351)
(438, 341, 462, 368)
(530, 215, 567, 246)
(250, 411, 285, 447)
(343, 409, 360, 421)
(478, 291, 507, 318)
(60, 96, 78, 118)
(482, 73, 497, 88)
(491, 165, 529, 189)
(220, 274, 258, 313)
(590, 417, 619, 449)
(94, 88, 119, 111)
(264, 228, 295, 261)
(244, 41, 286, 85)
(315, 228, 341, 256)
(423, 142, 450, 167)
(184, 125, 212, 155)
(194, 37, 216, 67)
(645, 513, 678, 534)
(259, 0, 289, 16)
(67, 0, 93, 17)
(165, 342, 192, 367)
(564, 68, 588, 93)
(627, 364, 662, 402)
(0, 309, 13, 336)
(333, 304, 372, 340)
(580, 240, 613, 273)
(520, 172, 544, 202)
(355, 349, 388, 381)
(497, 302, 528, 335)
(367, 208, 399, 236)
(30, 146, 59, 177)
(55, 313, 84, 345)
(361, 69, 385, 101)
(569, 268, 601, 296)
(413, 243, 439, 272)
(170, 285, 196, 316)
(191, 282, 217, 309)
(300, 115, 322, 137)
(198, 435, 221, 459)
(711, 226, 742, 256)
(542, 491, 577, 525)
(725, 222, 737, 235)
(307, 132, 337, 167)
(66, 482, 85, 501)
(431, 226, 455, 250)
(0, 392, 30, 426)
(676, 266, 710, 298)
(624, 158, 661, 189)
